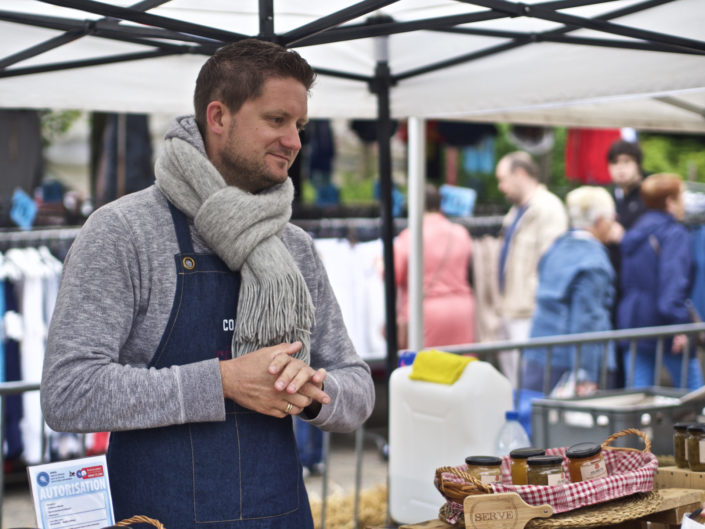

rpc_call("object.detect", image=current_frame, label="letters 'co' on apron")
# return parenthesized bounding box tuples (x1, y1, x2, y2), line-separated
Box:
(107, 203, 313, 529)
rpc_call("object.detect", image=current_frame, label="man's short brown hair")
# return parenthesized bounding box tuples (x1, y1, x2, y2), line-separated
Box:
(502, 151, 539, 181)
(193, 39, 316, 134)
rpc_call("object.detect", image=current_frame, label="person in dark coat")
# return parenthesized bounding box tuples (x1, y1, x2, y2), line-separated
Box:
(617, 172, 702, 389)
(606, 139, 648, 387)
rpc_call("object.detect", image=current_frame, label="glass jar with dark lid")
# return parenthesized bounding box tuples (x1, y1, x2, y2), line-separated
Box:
(465, 455, 502, 484)
(527, 455, 566, 486)
(565, 442, 607, 482)
(674, 423, 691, 469)
(687, 423, 705, 471)
(509, 447, 545, 485)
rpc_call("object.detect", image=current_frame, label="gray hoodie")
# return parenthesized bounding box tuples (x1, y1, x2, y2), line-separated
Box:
(41, 117, 374, 434)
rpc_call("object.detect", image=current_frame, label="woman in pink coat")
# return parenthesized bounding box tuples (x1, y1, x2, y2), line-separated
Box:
(394, 185, 476, 348)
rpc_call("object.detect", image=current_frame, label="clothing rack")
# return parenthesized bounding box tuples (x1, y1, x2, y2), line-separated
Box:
(292, 217, 401, 243)
(0, 226, 81, 258)
(292, 215, 504, 241)
(0, 215, 505, 255)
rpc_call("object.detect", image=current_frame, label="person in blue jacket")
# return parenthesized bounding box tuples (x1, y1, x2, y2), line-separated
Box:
(523, 186, 617, 393)
(617, 172, 702, 389)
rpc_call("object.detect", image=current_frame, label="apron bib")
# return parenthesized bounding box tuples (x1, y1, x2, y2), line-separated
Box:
(107, 203, 312, 528)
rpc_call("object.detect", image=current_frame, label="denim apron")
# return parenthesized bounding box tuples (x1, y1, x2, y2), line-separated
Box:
(107, 203, 313, 529)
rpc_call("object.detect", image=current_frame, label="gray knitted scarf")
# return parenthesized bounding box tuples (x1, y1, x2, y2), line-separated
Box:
(154, 130, 314, 364)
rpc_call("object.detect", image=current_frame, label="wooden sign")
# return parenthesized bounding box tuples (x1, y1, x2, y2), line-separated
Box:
(464, 493, 553, 529)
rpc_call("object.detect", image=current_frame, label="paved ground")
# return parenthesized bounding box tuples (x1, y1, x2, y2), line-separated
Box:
(1, 430, 390, 528)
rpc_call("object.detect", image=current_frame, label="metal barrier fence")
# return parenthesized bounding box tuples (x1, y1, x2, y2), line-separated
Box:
(442, 322, 705, 399)
(3, 322, 705, 528)
(0, 381, 40, 525)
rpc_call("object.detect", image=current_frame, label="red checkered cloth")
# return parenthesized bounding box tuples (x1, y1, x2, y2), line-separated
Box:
(436, 446, 658, 525)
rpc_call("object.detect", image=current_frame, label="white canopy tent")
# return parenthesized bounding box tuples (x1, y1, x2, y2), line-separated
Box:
(1, 1, 704, 128)
(1, 0, 705, 369)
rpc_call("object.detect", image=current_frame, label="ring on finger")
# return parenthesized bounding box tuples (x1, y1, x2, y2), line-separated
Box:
(285, 402, 293, 414)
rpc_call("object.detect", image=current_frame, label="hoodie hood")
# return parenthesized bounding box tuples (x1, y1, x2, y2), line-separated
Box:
(621, 210, 675, 257)
(164, 115, 207, 158)
(537, 233, 613, 300)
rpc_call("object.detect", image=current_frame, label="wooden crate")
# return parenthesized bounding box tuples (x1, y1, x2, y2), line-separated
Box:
(395, 488, 705, 529)
(657, 466, 705, 489)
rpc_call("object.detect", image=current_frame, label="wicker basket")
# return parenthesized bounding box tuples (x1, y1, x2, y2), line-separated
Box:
(114, 516, 165, 528)
(435, 428, 658, 525)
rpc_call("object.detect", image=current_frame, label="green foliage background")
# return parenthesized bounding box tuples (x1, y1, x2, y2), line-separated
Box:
(40, 110, 82, 147)
(640, 133, 705, 181)
(320, 123, 705, 210)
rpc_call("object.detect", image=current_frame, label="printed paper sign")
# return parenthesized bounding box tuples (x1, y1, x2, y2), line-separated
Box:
(440, 184, 477, 217)
(27, 455, 115, 529)
(10, 188, 38, 230)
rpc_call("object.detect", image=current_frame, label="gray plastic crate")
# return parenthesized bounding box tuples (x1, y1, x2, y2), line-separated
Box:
(530, 387, 704, 455)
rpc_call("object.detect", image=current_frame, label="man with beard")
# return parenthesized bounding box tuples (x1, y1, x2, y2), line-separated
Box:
(41, 39, 375, 529)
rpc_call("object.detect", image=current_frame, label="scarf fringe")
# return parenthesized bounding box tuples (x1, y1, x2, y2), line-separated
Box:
(233, 267, 314, 364)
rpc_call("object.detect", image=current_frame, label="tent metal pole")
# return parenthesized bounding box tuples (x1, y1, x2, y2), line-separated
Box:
(407, 117, 425, 352)
(291, 10, 505, 47)
(0, 10, 214, 45)
(0, 49, 178, 78)
(0, 30, 84, 70)
(283, 0, 398, 46)
(373, 59, 398, 378)
(655, 96, 705, 119)
(287, 0, 612, 48)
(37, 0, 247, 42)
(259, 0, 274, 41)
(372, 58, 397, 528)
(470, 0, 705, 52)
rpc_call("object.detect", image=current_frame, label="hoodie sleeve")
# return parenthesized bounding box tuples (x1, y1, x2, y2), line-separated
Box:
(283, 226, 375, 433)
(657, 224, 692, 324)
(41, 204, 226, 433)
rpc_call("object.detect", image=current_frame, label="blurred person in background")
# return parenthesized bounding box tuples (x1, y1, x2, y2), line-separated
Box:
(606, 138, 648, 387)
(618, 172, 703, 389)
(495, 151, 568, 386)
(608, 139, 648, 235)
(394, 184, 475, 348)
(523, 186, 617, 394)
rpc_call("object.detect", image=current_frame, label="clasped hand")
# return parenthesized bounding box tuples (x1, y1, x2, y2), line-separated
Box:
(219, 341, 330, 418)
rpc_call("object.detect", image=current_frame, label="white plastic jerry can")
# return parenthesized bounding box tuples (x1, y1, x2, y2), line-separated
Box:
(388, 360, 513, 524)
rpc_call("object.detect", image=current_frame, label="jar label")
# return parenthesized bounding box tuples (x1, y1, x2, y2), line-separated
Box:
(581, 459, 607, 480)
(479, 472, 500, 484)
(547, 472, 566, 486)
(700, 440, 705, 463)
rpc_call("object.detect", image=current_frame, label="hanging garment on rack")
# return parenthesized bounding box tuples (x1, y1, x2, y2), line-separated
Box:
(95, 113, 154, 207)
(3, 280, 24, 460)
(0, 257, 7, 384)
(313, 238, 386, 362)
(0, 240, 69, 462)
(462, 136, 496, 174)
(0, 245, 66, 464)
(472, 235, 503, 343)
(565, 128, 621, 184)
(40, 246, 63, 327)
(6, 248, 52, 464)
(350, 240, 386, 361)
(0, 110, 43, 201)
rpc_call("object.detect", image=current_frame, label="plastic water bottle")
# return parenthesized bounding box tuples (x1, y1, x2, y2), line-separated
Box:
(494, 410, 531, 457)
